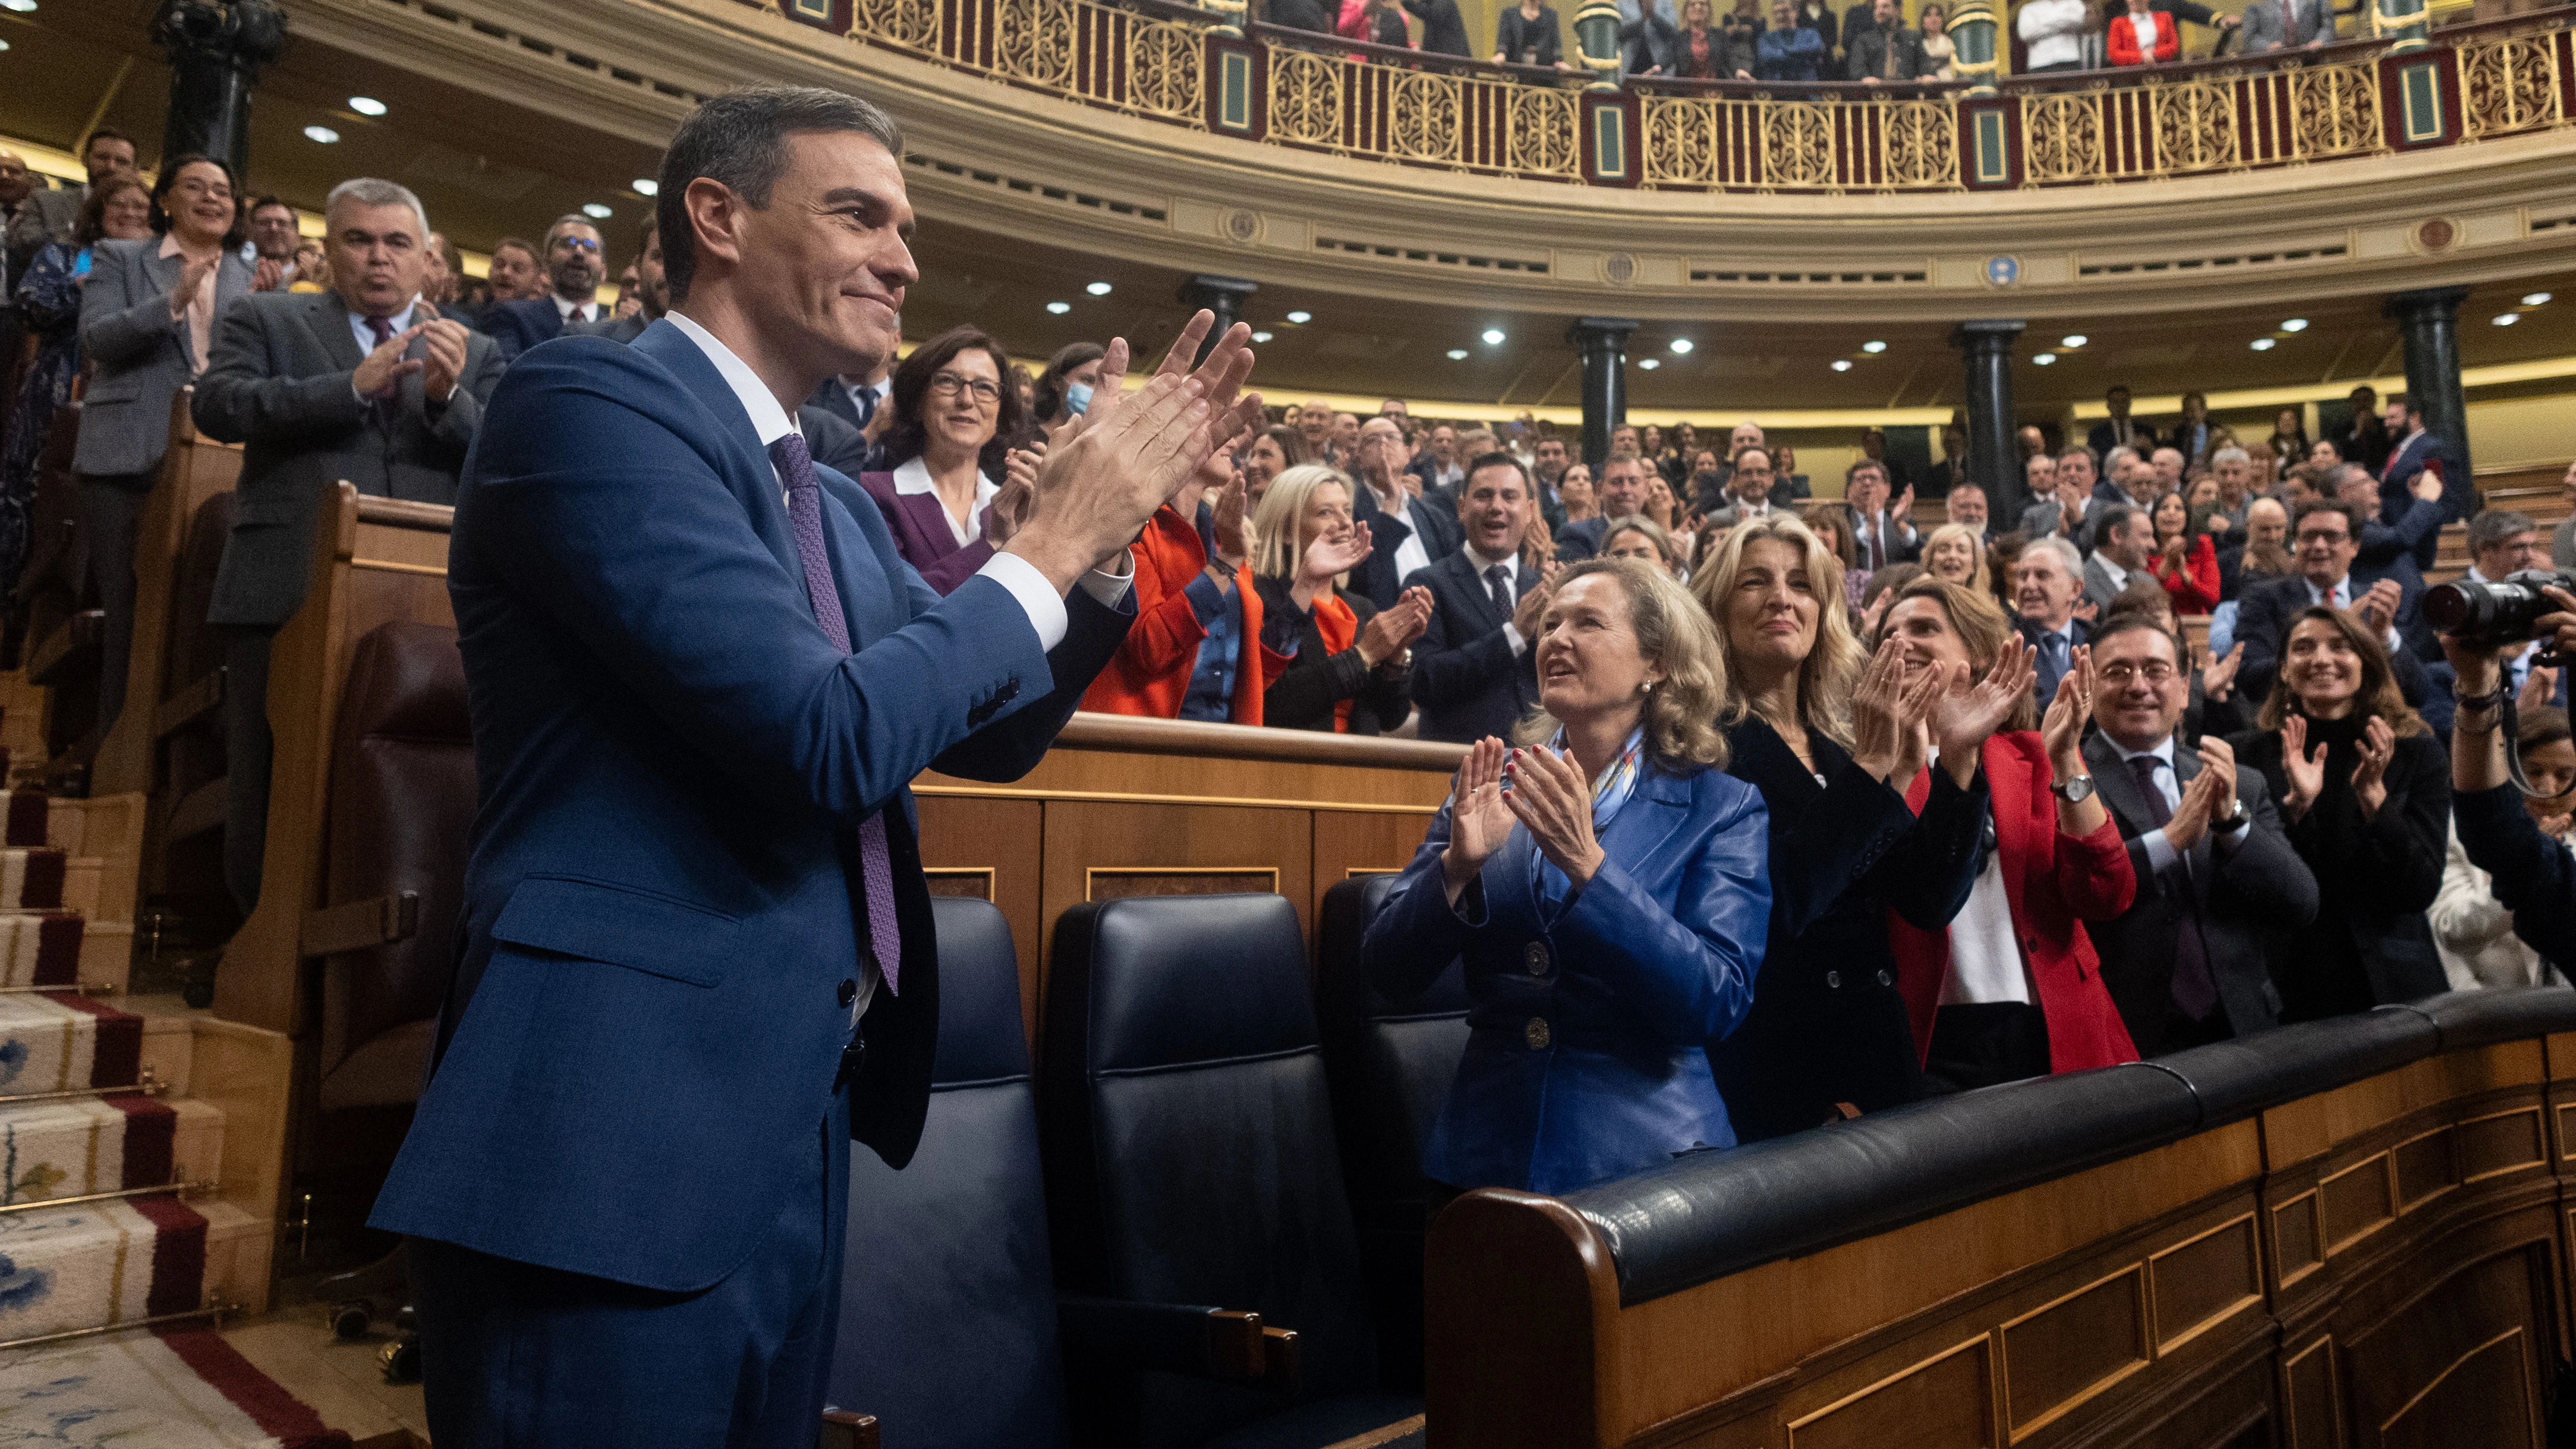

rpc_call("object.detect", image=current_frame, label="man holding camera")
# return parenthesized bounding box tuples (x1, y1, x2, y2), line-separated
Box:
(2443, 582, 2576, 969)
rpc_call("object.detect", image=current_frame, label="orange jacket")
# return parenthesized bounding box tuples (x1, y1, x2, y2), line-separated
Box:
(1081, 505, 1293, 724)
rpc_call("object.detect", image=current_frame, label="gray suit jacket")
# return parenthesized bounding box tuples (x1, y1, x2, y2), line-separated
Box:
(2083, 734, 2318, 1053)
(191, 289, 505, 626)
(74, 237, 254, 477)
(2553, 514, 2575, 572)
(2240, 0, 2331, 49)
(2081, 552, 2135, 612)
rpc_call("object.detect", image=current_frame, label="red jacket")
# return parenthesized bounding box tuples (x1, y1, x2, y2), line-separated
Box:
(2151, 534, 2221, 615)
(1891, 732, 2140, 1075)
(1080, 505, 1292, 725)
(2107, 9, 2178, 64)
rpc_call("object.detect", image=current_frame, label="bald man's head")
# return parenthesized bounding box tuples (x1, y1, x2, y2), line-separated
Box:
(0, 152, 31, 206)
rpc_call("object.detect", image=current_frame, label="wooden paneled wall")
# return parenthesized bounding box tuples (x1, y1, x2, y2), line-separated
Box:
(1426, 1034, 2576, 1448)
(913, 714, 1464, 1045)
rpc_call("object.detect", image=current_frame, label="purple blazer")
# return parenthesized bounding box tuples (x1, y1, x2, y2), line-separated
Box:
(859, 469, 994, 595)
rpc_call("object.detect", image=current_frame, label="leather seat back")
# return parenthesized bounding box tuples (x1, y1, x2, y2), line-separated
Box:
(316, 620, 473, 1115)
(830, 896, 1069, 1449)
(1044, 894, 1377, 1448)
(1314, 875, 1467, 1388)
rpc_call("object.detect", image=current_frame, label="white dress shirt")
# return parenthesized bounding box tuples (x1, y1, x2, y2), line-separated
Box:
(1372, 475, 1432, 586)
(2111, 734, 2190, 877)
(2127, 11, 2160, 55)
(553, 292, 602, 326)
(1462, 544, 1532, 654)
(893, 456, 997, 549)
(2095, 555, 2133, 594)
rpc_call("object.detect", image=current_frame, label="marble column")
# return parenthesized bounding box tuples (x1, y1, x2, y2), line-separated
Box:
(2385, 286, 2473, 484)
(1951, 319, 2027, 521)
(1177, 276, 1259, 366)
(152, 0, 287, 182)
(1567, 317, 1638, 470)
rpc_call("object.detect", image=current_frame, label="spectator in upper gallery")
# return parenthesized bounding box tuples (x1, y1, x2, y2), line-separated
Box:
(2146, 490, 2221, 614)
(1250, 464, 1430, 733)
(1916, 4, 1959, 76)
(1946, 483, 1997, 541)
(851, 326, 1032, 594)
(194, 176, 501, 914)
(2089, 385, 2155, 456)
(1846, 0, 1922, 80)
(1722, 0, 1770, 65)
(2084, 503, 2153, 613)
(1922, 522, 1989, 596)
(2083, 616, 2316, 1055)
(477, 215, 609, 360)
(1236, 423, 1302, 509)
(2166, 390, 2214, 467)
(1410, 421, 1466, 494)
(4, 174, 152, 598)
(1788, 0, 1838, 51)
(244, 196, 301, 292)
(1757, 0, 1829, 80)
(1878, 577, 2140, 1091)
(1083, 456, 1299, 725)
(1029, 341, 1106, 434)
(2432, 704, 2572, 990)
(2239, 0, 2329, 48)
(1406, 454, 1552, 743)
(1266, 0, 1333, 30)
(2229, 606, 2450, 1019)
(1665, 0, 1746, 77)
(2108, 0, 2181, 62)
(77, 153, 253, 741)
(2378, 394, 2464, 557)
(2264, 408, 2310, 477)
(1856, 426, 1909, 493)
(1921, 426, 1972, 499)
(1341, 0, 1413, 46)
(2556, 461, 2576, 570)
(2148, 445, 2187, 498)
(2017, 0, 2091, 71)
(1404, 0, 1476, 53)
(1350, 414, 1464, 607)
(2331, 384, 2389, 473)
(1704, 446, 1784, 527)
(2015, 536, 2090, 705)
(1494, 0, 1570, 64)
(1846, 458, 1918, 574)
(1557, 454, 1653, 562)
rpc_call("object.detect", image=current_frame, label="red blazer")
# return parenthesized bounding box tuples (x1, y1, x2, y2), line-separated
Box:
(1080, 504, 1291, 725)
(2151, 534, 2221, 615)
(1891, 732, 2141, 1075)
(2107, 9, 2178, 64)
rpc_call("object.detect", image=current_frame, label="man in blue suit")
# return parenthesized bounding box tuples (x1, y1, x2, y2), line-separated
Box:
(474, 213, 612, 360)
(2376, 394, 2462, 571)
(371, 86, 1263, 1445)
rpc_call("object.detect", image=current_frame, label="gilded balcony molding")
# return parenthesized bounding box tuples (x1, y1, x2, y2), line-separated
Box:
(292, 0, 2576, 322)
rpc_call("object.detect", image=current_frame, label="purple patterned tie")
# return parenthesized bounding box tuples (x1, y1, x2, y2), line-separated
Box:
(2126, 755, 2216, 1020)
(770, 432, 900, 996)
(363, 314, 399, 428)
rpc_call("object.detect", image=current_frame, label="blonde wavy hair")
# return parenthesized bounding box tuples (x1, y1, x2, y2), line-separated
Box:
(1249, 464, 1351, 584)
(1921, 522, 1990, 596)
(1513, 557, 1730, 770)
(1690, 513, 1865, 751)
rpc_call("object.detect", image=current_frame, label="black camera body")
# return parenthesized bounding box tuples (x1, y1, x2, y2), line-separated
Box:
(2424, 569, 2576, 648)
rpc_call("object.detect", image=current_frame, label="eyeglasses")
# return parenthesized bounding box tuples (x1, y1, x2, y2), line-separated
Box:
(2096, 661, 2178, 686)
(2295, 529, 2350, 546)
(928, 373, 1002, 404)
(555, 237, 602, 254)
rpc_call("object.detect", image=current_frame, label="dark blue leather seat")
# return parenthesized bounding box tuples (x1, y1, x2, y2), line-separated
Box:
(1044, 894, 1421, 1449)
(1314, 875, 1468, 1389)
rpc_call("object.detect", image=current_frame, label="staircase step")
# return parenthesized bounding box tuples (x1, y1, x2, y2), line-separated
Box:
(0, 1195, 250, 1343)
(4, 786, 41, 848)
(0, 993, 145, 1097)
(0, 911, 85, 988)
(0, 849, 68, 911)
(0, 1095, 223, 1204)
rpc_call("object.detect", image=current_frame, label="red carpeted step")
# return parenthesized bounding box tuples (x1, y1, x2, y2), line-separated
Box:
(0, 911, 85, 988)
(0, 848, 66, 910)
(4, 785, 44, 848)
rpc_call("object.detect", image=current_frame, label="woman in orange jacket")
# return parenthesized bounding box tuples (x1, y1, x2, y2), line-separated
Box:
(1081, 470, 1302, 724)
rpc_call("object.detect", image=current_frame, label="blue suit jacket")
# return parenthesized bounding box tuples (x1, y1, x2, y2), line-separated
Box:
(2376, 431, 2457, 571)
(1362, 763, 1771, 1195)
(475, 295, 590, 361)
(1405, 548, 1541, 744)
(370, 322, 1130, 1292)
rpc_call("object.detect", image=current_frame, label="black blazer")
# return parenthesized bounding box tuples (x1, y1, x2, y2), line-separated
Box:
(1708, 717, 1986, 1142)
(2082, 733, 2318, 1054)
(2229, 718, 2449, 1019)
(2231, 572, 2436, 709)
(1494, 4, 1564, 64)
(1252, 577, 1412, 734)
(1403, 0, 1475, 53)
(1404, 549, 1539, 744)
(1350, 477, 1463, 609)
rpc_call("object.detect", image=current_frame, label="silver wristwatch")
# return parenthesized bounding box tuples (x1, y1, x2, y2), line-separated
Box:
(2050, 774, 2096, 803)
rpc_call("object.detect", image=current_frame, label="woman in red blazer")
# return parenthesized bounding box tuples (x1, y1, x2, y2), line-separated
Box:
(2107, 0, 2179, 64)
(1877, 578, 2140, 1089)
(2147, 491, 2221, 614)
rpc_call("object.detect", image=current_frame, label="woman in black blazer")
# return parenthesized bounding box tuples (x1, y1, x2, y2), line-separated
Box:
(1692, 514, 2022, 1141)
(1494, 0, 1567, 65)
(2229, 605, 2451, 1019)
(1250, 465, 1432, 733)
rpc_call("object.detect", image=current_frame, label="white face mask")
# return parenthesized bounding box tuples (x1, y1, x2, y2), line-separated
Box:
(1064, 381, 1092, 417)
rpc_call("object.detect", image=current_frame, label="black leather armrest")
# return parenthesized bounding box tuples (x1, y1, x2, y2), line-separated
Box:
(1056, 1295, 1299, 1394)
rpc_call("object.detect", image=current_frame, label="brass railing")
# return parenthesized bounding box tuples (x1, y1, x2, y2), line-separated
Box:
(797, 0, 2574, 190)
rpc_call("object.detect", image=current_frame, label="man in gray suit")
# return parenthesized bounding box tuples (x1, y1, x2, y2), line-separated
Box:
(75, 164, 256, 739)
(2084, 503, 2152, 612)
(2240, 0, 2333, 49)
(193, 177, 503, 914)
(2084, 617, 2316, 1055)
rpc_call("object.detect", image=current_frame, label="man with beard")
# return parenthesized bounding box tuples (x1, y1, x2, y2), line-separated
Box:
(477, 214, 611, 360)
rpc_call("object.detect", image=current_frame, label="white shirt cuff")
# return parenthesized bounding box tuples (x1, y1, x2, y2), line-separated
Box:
(1503, 622, 1529, 655)
(2141, 827, 2179, 877)
(1078, 550, 1135, 609)
(975, 549, 1135, 653)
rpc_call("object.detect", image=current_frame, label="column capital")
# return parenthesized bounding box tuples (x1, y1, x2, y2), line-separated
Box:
(2382, 286, 2471, 320)
(1949, 319, 2027, 352)
(1177, 275, 1259, 309)
(1567, 317, 1640, 349)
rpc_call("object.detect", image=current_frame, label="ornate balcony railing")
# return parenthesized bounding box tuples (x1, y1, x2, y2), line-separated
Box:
(768, 0, 2575, 192)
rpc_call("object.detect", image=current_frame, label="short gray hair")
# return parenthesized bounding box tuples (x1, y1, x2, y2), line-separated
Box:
(658, 86, 905, 305)
(324, 178, 428, 241)
(2023, 534, 2083, 579)
(2468, 508, 2539, 557)
(2210, 446, 2249, 470)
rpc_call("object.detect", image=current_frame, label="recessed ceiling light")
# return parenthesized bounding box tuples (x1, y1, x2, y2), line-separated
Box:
(347, 96, 387, 116)
(1669, 338, 1693, 354)
(2493, 313, 2521, 326)
(1639, 358, 1661, 370)
(2032, 352, 2057, 366)
(2279, 318, 2308, 332)
(1861, 341, 1887, 354)
(303, 125, 341, 144)
(1481, 328, 1506, 345)
(1086, 282, 1112, 296)
(2250, 338, 2276, 350)
(632, 178, 659, 197)
(1046, 301, 1070, 315)
(1831, 360, 1853, 372)
(1446, 349, 1469, 360)
(2522, 292, 2552, 306)
(1285, 311, 1312, 325)
(1251, 330, 1272, 344)
(581, 203, 613, 219)
(0, 1, 36, 12)
(0, 36, 11, 48)
(2060, 333, 2087, 348)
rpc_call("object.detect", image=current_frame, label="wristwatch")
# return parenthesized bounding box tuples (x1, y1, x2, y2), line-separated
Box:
(2050, 774, 2096, 803)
